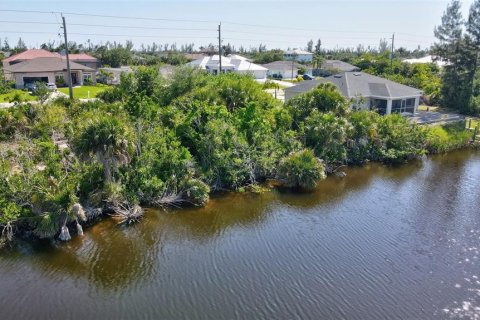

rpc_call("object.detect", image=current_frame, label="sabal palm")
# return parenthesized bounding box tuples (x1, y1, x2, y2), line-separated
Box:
(73, 114, 135, 182)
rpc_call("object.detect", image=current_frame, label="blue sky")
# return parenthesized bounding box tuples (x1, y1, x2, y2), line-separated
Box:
(0, 0, 475, 51)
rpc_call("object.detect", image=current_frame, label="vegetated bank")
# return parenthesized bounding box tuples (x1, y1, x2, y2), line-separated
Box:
(0, 67, 475, 245)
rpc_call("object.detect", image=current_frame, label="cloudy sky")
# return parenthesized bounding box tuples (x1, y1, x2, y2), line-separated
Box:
(0, 0, 476, 51)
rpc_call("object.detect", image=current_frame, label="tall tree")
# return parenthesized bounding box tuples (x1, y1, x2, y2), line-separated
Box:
(3, 38, 10, 51)
(467, 0, 480, 113)
(314, 39, 322, 54)
(432, 0, 472, 112)
(13, 37, 27, 53)
(378, 38, 389, 53)
(307, 39, 313, 52)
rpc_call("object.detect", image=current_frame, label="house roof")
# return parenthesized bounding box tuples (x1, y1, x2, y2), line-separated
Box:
(285, 72, 422, 99)
(4, 57, 95, 73)
(261, 61, 303, 71)
(3, 49, 60, 63)
(284, 49, 313, 55)
(188, 54, 267, 72)
(403, 55, 447, 67)
(322, 60, 359, 72)
(63, 53, 97, 62)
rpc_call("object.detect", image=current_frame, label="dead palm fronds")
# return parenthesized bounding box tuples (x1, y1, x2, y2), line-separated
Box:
(110, 203, 144, 225)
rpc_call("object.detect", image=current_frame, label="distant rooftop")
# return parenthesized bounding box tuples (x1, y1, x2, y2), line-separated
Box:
(284, 49, 313, 55)
(403, 55, 447, 67)
(285, 72, 422, 99)
(322, 60, 360, 72)
(188, 54, 267, 71)
(261, 60, 304, 70)
(3, 49, 60, 63)
(4, 57, 95, 73)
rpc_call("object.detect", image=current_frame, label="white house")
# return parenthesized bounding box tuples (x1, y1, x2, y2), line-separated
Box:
(188, 54, 268, 80)
(284, 49, 313, 63)
(284, 72, 422, 115)
(262, 61, 304, 79)
(403, 55, 447, 68)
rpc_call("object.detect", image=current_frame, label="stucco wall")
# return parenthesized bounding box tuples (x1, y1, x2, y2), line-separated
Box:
(267, 69, 298, 79)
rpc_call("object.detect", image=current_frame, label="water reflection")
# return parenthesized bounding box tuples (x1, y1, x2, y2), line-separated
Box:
(0, 150, 479, 320)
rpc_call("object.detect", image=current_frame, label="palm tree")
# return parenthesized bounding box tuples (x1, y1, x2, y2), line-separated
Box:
(73, 114, 135, 183)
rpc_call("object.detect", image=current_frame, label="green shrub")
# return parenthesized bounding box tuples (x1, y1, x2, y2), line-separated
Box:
(425, 123, 471, 153)
(183, 179, 210, 206)
(277, 149, 326, 190)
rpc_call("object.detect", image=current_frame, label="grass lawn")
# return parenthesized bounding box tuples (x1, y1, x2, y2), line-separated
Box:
(58, 85, 109, 99)
(0, 90, 37, 103)
(418, 104, 440, 112)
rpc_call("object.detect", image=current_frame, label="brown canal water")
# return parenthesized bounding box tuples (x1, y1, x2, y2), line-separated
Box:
(1, 150, 480, 319)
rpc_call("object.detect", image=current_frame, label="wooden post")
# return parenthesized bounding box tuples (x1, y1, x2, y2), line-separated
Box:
(468, 119, 471, 129)
(474, 125, 478, 142)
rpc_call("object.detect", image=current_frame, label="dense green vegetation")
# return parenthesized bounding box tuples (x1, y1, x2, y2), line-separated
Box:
(0, 89, 37, 103)
(0, 68, 474, 246)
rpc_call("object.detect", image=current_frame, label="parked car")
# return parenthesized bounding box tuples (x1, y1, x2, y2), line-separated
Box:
(302, 74, 315, 80)
(24, 83, 37, 92)
(47, 83, 57, 91)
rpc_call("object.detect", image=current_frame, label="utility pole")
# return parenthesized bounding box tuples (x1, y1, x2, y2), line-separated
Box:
(62, 14, 73, 99)
(390, 33, 395, 71)
(218, 23, 222, 74)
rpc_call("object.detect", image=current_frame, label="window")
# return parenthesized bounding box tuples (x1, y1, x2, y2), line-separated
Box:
(391, 100, 402, 114)
(83, 73, 92, 84)
(371, 99, 388, 115)
(405, 98, 416, 113)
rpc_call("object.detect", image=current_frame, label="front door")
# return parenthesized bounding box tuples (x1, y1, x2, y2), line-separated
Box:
(71, 72, 78, 85)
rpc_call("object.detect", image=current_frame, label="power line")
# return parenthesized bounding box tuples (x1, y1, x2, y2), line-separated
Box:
(0, 20, 213, 32)
(0, 9, 435, 38)
(0, 9, 218, 24)
(0, 30, 216, 40)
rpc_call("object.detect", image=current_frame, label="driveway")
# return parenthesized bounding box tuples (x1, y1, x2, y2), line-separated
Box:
(410, 111, 465, 125)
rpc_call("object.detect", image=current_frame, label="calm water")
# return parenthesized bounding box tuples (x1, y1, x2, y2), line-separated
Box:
(1, 150, 480, 319)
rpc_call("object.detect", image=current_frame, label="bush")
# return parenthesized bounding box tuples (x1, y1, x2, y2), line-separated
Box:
(287, 83, 349, 125)
(277, 149, 326, 190)
(304, 111, 352, 168)
(425, 123, 471, 153)
(183, 179, 210, 206)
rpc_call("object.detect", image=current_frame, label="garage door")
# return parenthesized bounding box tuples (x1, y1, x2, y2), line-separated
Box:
(23, 77, 48, 84)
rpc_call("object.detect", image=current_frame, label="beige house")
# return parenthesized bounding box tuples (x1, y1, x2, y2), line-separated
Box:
(4, 57, 96, 89)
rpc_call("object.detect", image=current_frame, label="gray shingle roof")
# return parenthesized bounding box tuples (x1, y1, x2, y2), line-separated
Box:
(321, 60, 359, 72)
(262, 60, 303, 71)
(285, 72, 422, 99)
(4, 57, 94, 73)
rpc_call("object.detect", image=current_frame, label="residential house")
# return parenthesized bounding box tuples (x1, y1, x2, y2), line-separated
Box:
(188, 54, 268, 80)
(284, 49, 313, 63)
(4, 57, 96, 89)
(403, 55, 447, 68)
(3, 49, 99, 85)
(262, 61, 304, 79)
(313, 60, 360, 77)
(284, 72, 422, 115)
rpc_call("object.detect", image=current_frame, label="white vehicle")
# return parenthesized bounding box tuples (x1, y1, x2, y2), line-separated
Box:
(47, 83, 57, 91)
